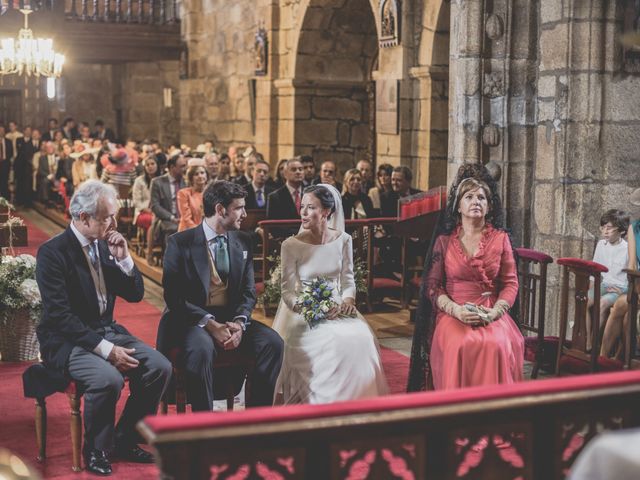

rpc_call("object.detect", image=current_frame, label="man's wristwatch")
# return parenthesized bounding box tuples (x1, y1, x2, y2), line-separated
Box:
(234, 317, 249, 332)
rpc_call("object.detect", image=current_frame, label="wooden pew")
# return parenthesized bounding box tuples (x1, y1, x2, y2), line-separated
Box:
(139, 370, 640, 480)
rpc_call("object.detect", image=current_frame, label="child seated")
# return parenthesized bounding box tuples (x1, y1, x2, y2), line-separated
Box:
(588, 209, 630, 350)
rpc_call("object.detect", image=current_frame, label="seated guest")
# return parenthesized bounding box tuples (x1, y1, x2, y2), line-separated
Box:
(300, 155, 316, 187)
(71, 144, 100, 188)
(132, 157, 160, 232)
(342, 168, 375, 219)
(244, 158, 274, 210)
(228, 146, 240, 177)
(601, 189, 640, 358)
(314, 160, 342, 192)
(408, 164, 523, 391)
(356, 159, 374, 193)
(380, 166, 421, 217)
(61, 117, 79, 141)
(78, 122, 93, 143)
(267, 158, 305, 237)
(42, 117, 59, 142)
(158, 181, 283, 411)
(233, 147, 254, 186)
(269, 158, 288, 190)
(204, 152, 219, 183)
(56, 143, 75, 204)
(93, 119, 116, 143)
(100, 148, 138, 195)
(150, 155, 187, 247)
(368, 163, 393, 213)
(36, 180, 171, 475)
(35, 141, 56, 203)
(217, 153, 232, 181)
(177, 159, 209, 231)
(587, 209, 629, 350)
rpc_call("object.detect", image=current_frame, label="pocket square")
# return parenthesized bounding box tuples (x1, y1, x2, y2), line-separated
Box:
(243, 250, 248, 259)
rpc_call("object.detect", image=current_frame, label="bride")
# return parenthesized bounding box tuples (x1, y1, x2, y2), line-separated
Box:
(273, 184, 388, 404)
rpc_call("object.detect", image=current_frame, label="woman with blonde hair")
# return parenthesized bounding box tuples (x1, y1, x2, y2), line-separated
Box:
(177, 159, 209, 231)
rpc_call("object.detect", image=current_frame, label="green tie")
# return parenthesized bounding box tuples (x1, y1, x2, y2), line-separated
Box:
(214, 236, 230, 281)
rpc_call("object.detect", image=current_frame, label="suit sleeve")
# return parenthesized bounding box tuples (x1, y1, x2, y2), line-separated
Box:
(103, 262, 144, 302)
(162, 234, 211, 326)
(150, 179, 173, 221)
(36, 244, 104, 352)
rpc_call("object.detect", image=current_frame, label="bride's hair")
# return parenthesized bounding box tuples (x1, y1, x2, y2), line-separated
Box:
(304, 185, 336, 218)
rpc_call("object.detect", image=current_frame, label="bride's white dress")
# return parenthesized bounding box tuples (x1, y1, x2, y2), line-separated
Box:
(273, 231, 388, 404)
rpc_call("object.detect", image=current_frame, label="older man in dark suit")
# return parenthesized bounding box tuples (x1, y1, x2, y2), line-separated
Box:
(158, 181, 283, 411)
(35, 180, 171, 476)
(244, 158, 274, 210)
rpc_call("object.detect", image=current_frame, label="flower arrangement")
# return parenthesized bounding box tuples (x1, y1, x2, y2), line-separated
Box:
(258, 255, 282, 307)
(354, 258, 368, 295)
(0, 254, 41, 311)
(0, 197, 14, 210)
(295, 277, 340, 329)
(0, 254, 42, 361)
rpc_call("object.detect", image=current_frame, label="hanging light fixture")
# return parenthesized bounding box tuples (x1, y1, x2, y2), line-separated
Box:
(0, 7, 65, 78)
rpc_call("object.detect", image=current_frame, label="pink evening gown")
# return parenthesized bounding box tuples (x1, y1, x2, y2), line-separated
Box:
(428, 225, 524, 390)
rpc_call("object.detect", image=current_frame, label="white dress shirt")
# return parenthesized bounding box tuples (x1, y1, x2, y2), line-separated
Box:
(70, 222, 135, 359)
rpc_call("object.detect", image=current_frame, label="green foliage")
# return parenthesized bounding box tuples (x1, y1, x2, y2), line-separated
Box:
(354, 258, 368, 295)
(258, 255, 282, 306)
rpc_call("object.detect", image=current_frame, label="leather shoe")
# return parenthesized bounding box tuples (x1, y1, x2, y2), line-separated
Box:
(114, 444, 155, 464)
(84, 449, 112, 476)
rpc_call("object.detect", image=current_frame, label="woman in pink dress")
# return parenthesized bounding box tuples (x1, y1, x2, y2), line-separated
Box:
(408, 164, 524, 391)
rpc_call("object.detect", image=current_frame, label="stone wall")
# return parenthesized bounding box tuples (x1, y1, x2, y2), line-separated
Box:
(531, 1, 640, 334)
(121, 61, 181, 145)
(52, 64, 118, 132)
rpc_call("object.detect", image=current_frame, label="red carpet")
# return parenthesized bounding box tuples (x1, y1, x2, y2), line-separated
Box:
(0, 213, 409, 479)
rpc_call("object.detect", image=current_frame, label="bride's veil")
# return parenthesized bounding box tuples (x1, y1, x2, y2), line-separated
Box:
(272, 183, 344, 338)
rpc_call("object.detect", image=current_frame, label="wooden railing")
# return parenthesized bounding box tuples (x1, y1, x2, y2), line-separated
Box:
(1, 0, 180, 25)
(139, 370, 640, 480)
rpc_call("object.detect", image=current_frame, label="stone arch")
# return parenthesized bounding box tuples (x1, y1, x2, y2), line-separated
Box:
(292, 0, 379, 174)
(412, 0, 450, 189)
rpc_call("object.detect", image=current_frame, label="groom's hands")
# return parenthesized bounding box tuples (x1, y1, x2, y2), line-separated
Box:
(223, 322, 243, 350)
(204, 319, 232, 346)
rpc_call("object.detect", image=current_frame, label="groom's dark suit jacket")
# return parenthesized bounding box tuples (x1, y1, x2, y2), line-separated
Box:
(156, 225, 256, 355)
(36, 227, 145, 372)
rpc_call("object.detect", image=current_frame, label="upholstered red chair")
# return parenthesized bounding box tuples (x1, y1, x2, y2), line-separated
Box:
(363, 218, 402, 311)
(515, 248, 554, 378)
(555, 258, 623, 375)
(23, 364, 83, 472)
(624, 269, 640, 370)
(160, 347, 255, 413)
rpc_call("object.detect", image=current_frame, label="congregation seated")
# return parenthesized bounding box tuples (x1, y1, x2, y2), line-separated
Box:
(177, 159, 208, 232)
(380, 165, 422, 217)
(132, 157, 160, 232)
(70, 144, 100, 188)
(266, 158, 305, 237)
(313, 159, 342, 192)
(244, 158, 274, 210)
(149, 155, 187, 247)
(100, 148, 138, 192)
(341, 168, 375, 219)
(368, 162, 393, 212)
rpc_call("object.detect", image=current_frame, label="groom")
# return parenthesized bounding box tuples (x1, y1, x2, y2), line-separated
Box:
(158, 180, 283, 411)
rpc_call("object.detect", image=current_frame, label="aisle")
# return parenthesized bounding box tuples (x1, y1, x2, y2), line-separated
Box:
(0, 211, 410, 479)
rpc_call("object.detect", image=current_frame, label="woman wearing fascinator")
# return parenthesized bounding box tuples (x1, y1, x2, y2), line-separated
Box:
(407, 164, 524, 391)
(272, 184, 388, 404)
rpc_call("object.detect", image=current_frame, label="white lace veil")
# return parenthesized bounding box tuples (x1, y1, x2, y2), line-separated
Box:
(297, 183, 345, 234)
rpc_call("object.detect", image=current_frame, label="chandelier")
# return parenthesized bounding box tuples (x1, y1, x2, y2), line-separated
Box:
(0, 8, 65, 78)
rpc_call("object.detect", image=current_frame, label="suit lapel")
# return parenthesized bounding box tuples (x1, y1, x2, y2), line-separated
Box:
(227, 231, 242, 295)
(65, 228, 100, 316)
(191, 226, 211, 295)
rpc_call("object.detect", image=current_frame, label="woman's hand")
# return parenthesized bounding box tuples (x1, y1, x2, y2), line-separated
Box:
(339, 298, 357, 317)
(457, 308, 483, 327)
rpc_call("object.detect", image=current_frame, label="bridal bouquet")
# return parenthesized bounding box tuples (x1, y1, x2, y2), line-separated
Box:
(295, 277, 339, 329)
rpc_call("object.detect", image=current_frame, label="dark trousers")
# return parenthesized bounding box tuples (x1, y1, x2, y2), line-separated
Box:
(67, 330, 172, 454)
(183, 318, 283, 411)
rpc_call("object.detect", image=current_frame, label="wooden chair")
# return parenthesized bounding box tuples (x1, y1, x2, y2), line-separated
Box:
(160, 348, 255, 413)
(515, 247, 554, 378)
(22, 365, 83, 472)
(623, 269, 640, 370)
(555, 258, 622, 375)
(364, 218, 402, 312)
